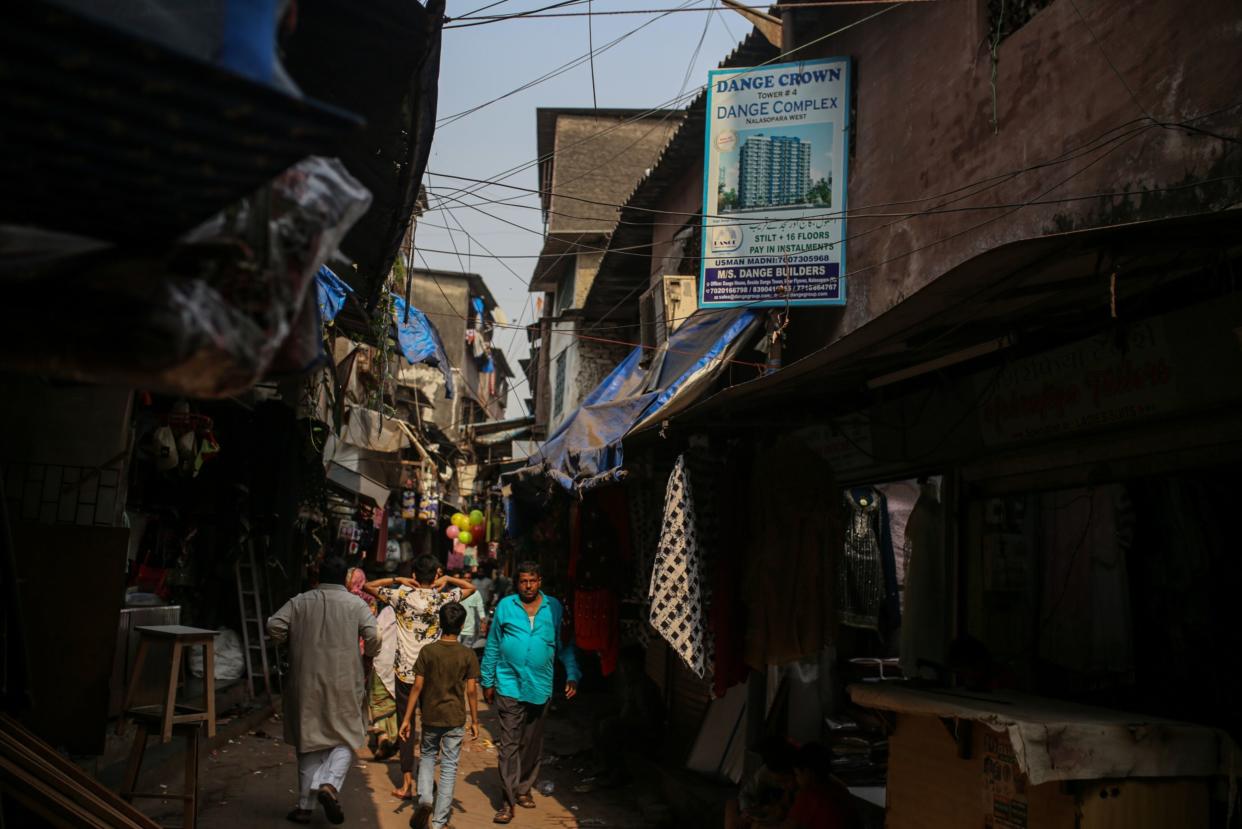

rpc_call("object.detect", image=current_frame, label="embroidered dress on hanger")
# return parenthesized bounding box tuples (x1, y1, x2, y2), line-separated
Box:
(649, 455, 706, 677)
(838, 488, 886, 630)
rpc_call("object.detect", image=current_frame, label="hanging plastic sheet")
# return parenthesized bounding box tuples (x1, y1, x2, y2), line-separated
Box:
(392, 294, 454, 398)
(512, 308, 760, 492)
(316, 265, 353, 323)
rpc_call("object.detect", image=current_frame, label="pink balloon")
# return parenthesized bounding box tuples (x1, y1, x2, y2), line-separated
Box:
(446, 525, 460, 540)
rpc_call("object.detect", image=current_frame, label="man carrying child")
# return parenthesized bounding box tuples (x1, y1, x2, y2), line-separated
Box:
(399, 601, 480, 829)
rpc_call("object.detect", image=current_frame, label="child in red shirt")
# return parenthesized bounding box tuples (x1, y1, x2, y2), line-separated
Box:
(784, 743, 856, 829)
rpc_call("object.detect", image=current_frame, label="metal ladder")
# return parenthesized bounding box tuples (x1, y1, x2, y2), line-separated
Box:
(234, 541, 276, 701)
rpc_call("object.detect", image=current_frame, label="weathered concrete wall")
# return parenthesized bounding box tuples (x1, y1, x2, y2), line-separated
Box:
(649, 166, 705, 292)
(573, 250, 604, 309)
(545, 320, 630, 434)
(409, 272, 469, 374)
(573, 335, 630, 401)
(783, 0, 1242, 347)
(407, 271, 507, 427)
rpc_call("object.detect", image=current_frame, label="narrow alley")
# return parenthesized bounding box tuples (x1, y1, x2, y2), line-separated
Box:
(3, 2, 1242, 829)
(138, 698, 669, 829)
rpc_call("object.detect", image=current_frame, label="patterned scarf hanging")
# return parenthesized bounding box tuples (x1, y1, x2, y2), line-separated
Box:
(648, 454, 706, 677)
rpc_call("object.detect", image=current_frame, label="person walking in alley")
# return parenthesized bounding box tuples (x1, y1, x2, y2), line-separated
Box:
(367, 556, 477, 800)
(267, 557, 380, 826)
(398, 602, 481, 829)
(454, 568, 489, 652)
(481, 561, 581, 824)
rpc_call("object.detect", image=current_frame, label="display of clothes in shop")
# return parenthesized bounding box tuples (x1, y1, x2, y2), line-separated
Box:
(148, 408, 221, 478)
(837, 486, 901, 635)
(898, 482, 948, 679)
(574, 588, 619, 675)
(706, 446, 750, 698)
(1037, 485, 1134, 677)
(466, 296, 495, 374)
(743, 435, 838, 670)
(625, 466, 663, 651)
(572, 488, 631, 676)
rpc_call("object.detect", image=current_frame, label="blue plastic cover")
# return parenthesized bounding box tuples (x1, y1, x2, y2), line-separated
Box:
(316, 265, 353, 322)
(392, 294, 454, 399)
(523, 308, 759, 491)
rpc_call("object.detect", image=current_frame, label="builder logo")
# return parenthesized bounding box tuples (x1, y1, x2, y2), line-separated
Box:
(715, 129, 737, 152)
(710, 225, 742, 253)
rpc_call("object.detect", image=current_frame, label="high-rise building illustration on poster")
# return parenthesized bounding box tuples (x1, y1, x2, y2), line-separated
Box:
(701, 58, 850, 308)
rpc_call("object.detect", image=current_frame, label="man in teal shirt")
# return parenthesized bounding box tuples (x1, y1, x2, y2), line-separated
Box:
(481, 561, 580, 824)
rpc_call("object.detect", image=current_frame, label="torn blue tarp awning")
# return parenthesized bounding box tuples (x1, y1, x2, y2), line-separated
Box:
(316, 265, 353, 323)
(515, 308, 760, 492)
(392, 294, 454, 398)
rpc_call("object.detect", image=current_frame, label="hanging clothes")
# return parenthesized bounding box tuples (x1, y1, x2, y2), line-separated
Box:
(744, 435, 837, 669)
(648, 455, 707, 677)
(708, 445, 751, 696)
(574, 588, 620, 676)
(899, 484, 948, 678)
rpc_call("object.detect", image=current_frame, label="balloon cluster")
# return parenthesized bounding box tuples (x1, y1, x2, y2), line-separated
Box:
(445, 509, 486, 548)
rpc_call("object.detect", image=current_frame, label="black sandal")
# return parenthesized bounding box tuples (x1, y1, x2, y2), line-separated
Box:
(285, 808, 312, 824)
(318, 784, 346, 825)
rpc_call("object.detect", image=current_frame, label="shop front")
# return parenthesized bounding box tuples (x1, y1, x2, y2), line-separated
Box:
(583, 210, 1242, 825)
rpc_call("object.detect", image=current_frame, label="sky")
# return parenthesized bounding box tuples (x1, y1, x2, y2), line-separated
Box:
(416, 0, 750, 415)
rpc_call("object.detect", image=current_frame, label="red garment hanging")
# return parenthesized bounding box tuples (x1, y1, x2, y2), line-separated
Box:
(574, 588, 619, 676)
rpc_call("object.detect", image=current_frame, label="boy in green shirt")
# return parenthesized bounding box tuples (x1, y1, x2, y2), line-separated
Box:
(399, 602, 480, 829)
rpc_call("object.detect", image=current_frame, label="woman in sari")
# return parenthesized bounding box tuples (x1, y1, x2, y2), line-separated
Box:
(347, 567, 400, 760)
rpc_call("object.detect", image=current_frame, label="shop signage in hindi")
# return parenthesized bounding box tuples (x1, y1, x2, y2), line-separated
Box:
(700, 58, 850, 308)
(977, 319, 1178, 446)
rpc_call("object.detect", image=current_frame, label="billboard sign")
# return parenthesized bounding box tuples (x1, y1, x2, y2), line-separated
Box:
(700, 58, 850, 308)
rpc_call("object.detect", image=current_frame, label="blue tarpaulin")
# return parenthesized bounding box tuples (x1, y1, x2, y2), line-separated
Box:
(316, 265, 353, 323)
(517, 308, 760, 492)
(392, 294, 454, 398)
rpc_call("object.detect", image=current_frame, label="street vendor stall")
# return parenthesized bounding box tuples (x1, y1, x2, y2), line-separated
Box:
(851, 683, 1239, 829)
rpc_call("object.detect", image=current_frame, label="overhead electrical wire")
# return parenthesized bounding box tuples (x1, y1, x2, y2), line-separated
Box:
(426, 95, 1242, 233)
(417, 106, 1240, 335)
(434, 5, 929, 206)
(420, 169, 1242, 265)
(447, 0, 589, 28)
(587, 0, 598, 109)
(436, 0, 698, 128)
(417, 165, 1242, 335)
(453, 0, 517, 20)
(444, 1, 932, 27)
(419, 6, 1240, 345)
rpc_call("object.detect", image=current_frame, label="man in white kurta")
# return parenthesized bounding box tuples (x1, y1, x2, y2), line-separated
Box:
(268, 557, 380, 825)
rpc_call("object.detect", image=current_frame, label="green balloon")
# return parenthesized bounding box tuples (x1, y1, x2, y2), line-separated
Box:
(459, 530, 474, 546)
(469, 509, 485, 525)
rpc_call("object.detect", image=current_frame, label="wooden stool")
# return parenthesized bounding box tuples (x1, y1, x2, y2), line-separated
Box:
(119, 712, 201, 829)
(120, 625, 217, 743)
